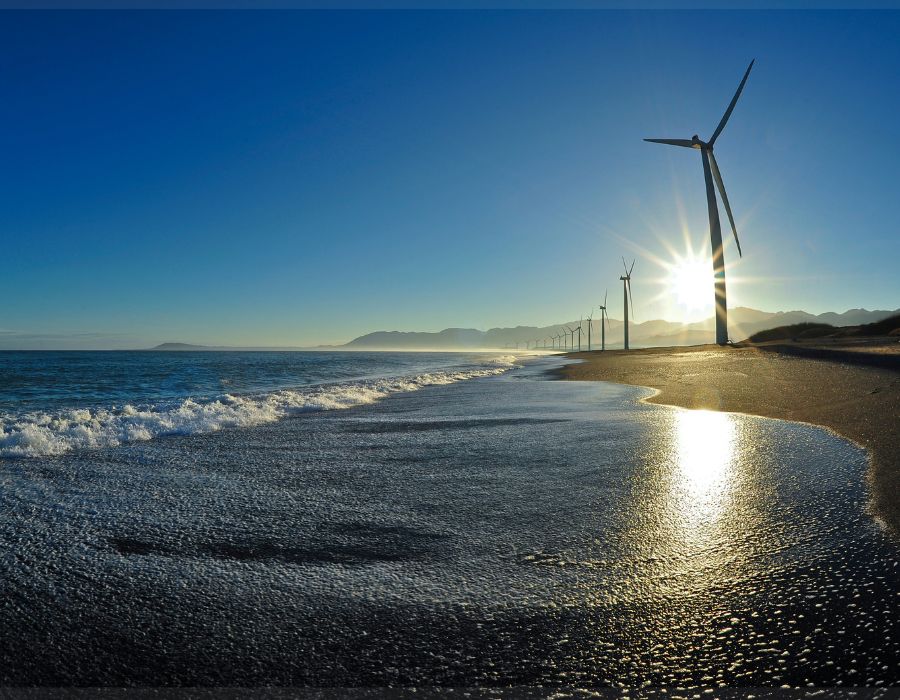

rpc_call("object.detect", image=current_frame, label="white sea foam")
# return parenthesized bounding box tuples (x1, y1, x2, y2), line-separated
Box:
(0, 362, 519, 458)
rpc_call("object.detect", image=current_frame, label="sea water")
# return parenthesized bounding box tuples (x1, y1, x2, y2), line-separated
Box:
(0, 351, 897, 686)
(0, 350, 519, 457)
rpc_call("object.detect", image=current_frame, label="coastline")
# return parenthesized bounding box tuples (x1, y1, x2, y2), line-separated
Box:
(554, 341, 900, 536)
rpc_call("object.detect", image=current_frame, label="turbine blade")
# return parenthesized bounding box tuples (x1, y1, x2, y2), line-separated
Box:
(708, 150, 743, 257)
(604, 289, 608, 307)
(644, 138, 695, 148)
(709, 59, 754, 146)
(627, 279, 635, 320)
(629, 259, 635, 276)
(622, 257, 628, 275)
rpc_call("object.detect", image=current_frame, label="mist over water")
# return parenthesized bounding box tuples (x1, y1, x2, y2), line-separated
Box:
(0, 354, 897, 686)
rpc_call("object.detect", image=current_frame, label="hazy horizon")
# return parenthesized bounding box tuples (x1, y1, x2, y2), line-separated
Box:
(2, 303, 896, 350)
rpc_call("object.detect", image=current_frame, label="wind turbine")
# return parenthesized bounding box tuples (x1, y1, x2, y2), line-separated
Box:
(644, 60, 753, 346)
(620, 259, 635, 350)
(586, 308, 594, 351)
(570, 323, 582, 352)
(598, 290, 609, 351)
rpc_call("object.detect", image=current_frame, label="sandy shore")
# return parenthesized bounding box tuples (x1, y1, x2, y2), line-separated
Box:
(557, 340, 900, 536)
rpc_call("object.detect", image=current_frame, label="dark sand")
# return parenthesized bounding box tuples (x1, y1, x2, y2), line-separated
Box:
(558, 339, 900, 536)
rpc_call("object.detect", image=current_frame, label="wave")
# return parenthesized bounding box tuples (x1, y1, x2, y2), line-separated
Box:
(0, 361, 520, 459)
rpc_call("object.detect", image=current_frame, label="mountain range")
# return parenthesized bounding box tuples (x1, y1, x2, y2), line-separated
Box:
(343, 307, 900, 350)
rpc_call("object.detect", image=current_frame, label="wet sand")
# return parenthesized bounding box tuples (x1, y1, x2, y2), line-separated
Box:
(558, 340, 900, 535)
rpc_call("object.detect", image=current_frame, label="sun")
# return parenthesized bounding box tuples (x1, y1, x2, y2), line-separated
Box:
(668, 256, 713, 311)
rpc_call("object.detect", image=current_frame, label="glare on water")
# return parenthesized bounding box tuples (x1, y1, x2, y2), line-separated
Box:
(673, 409, 736, 524)
(616, 406, 774, 599)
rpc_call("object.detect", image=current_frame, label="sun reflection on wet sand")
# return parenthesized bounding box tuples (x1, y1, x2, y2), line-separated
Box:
(673, 409, 737, 527)
(616, 406, 767, 600)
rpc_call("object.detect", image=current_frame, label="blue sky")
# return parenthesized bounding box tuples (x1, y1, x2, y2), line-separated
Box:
(2, 9, 899, 348)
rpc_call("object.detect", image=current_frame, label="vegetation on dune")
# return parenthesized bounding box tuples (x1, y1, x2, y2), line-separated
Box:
(748, 323, 836, 343)
(839, 313, 900, 337)
(747, 314, 900, 343)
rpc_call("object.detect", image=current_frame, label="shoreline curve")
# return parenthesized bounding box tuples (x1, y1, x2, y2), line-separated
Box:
(551, 342, 900, 538)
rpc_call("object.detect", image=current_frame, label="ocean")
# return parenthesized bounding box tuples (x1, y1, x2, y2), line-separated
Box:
(0, 350, 898, 686)
(0, 350, 520, 458)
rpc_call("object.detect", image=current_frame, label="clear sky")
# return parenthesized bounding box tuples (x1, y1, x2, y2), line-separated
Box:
(2, 9, 899, 348)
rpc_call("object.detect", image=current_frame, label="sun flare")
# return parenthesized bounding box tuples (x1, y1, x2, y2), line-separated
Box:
(667, 256, 713, 312)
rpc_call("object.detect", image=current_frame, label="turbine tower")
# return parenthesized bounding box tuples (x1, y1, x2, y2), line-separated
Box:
(586, 308, 594, 351)
(645, 60, 753, 346)
(598, 290, 609, 351)
(620, 259, 634, 350)
(570, 323, 582, 352)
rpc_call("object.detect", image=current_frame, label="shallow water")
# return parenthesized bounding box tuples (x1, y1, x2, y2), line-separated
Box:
(0, 356, 898, 686)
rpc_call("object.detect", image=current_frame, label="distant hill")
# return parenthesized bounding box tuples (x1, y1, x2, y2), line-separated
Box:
(343, 307, 900, 350)
(148, 342, 324, 351)
(151, 342, 219, 351)
(345, 328, 485, 350)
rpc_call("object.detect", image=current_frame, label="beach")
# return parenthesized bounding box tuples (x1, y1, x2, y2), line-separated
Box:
(2, 353, 899, 685)
(559, 340, 900, 536)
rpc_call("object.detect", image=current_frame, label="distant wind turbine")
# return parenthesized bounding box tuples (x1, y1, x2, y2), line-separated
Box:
(620, 259, 635, 350)
(586, 308, 594, 351)
(645, 59, 754, 346)
(570, 322, 582, 352)
(598, 289, 609, 351)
